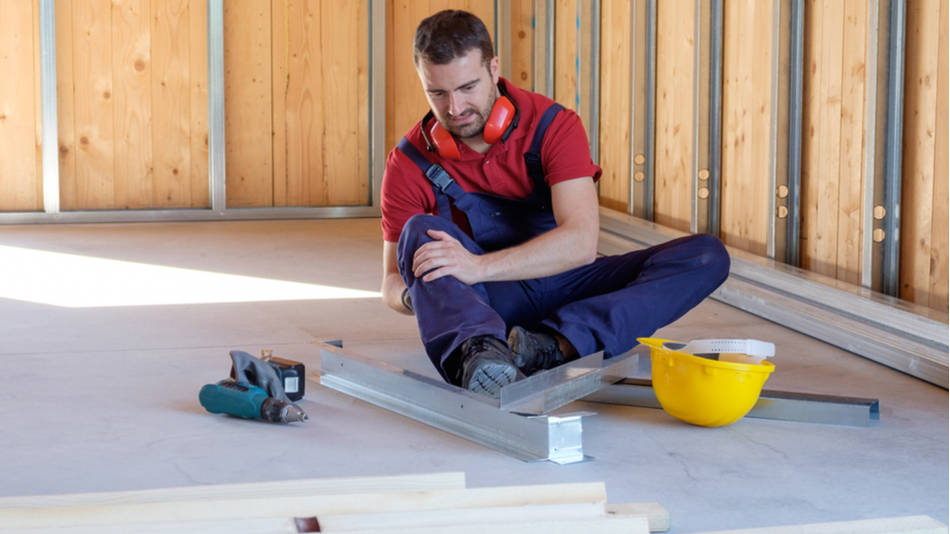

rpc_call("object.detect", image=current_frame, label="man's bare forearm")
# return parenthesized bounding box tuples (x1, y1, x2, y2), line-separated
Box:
(474, 222, 597, 282)
(382, 272, 413, 314)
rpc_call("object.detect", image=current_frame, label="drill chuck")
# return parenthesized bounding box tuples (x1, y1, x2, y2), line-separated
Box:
(262, 396, 309, 423)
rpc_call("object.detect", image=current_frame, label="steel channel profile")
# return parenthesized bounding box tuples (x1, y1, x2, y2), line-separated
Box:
(881, 0, 906, 297)
(690, 0, 701, 235)
(369, 0, 386, 209)
(584, 378, 880, 427)
(317, 343, 587, 464)
(785, 0, 804, 266)
(597, 208, 949, 389)
(500, 346, 641, 415)
(861, 0, 883, 290)
(644, 0, 657, 221)
(707, 0, 723, 236)
(208, 0, 226, 214)
(766, 0, 781, 259)
(39, 0, 60, 214)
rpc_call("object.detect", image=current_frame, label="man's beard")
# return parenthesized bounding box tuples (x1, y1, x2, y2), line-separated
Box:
(439, 87, 499, 140)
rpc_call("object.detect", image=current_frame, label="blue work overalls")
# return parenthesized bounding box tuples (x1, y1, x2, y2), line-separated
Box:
(396, 104, 730, 385)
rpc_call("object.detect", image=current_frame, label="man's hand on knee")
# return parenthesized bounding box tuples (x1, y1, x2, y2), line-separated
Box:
(412, 229, 487, 285)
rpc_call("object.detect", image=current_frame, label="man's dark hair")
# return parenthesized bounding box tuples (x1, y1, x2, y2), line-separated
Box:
(413, 10, 494, 67)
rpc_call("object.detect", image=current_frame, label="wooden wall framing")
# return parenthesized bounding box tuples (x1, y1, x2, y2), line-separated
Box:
(0, 0, 945, 311)
(595, 0, 947, 312)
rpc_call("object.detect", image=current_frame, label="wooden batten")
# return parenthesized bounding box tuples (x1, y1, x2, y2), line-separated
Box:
(0, 482, 607, 529)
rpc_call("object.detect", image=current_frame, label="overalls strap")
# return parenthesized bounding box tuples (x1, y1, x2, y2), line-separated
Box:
(523, 103, 565, 193)
(397, 137, 464, 220)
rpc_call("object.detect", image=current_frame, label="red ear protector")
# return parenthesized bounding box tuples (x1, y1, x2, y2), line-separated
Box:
(421, 84, 520, 160)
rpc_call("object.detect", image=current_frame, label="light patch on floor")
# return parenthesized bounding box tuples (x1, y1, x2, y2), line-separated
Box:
(0, 244, 380, 308)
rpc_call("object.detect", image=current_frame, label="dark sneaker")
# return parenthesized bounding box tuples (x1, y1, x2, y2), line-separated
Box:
(459, 336, 524, 398)
(507, 326, 565, 375)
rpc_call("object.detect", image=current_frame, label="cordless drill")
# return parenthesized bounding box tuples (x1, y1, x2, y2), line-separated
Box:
(198, 351, 308, 424)
(199, 379, 308, 423)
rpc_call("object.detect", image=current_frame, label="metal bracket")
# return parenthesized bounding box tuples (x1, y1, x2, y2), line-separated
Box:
(315, 342, 592, 464)
(585, 378, 880, 427)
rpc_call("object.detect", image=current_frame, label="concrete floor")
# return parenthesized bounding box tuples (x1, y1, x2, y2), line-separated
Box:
(0, 218, 945, 532)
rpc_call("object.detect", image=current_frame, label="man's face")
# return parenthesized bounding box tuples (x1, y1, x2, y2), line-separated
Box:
(416, 48, 500, 140)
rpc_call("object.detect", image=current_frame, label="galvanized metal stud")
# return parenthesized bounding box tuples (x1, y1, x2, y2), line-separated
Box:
(39, 0, 60, 214)
(861, 0, 882, 288)
(881, 0, 906, 297)
(370, 0, 385, 208)
(707, 0, 723, 236)
(208, 0, 226, 214)
(785, 0, 805, 266)
(766, 0, 782, 259)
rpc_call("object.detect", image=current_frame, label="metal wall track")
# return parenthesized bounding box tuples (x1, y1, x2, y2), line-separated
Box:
(598, 208, 949, 389)
(317, 343, 588, 464)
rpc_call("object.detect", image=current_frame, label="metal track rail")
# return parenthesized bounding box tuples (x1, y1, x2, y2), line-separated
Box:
(585, 378, 880, 427)
(316, 343, 588, 464)
(598, 208, 949, 389)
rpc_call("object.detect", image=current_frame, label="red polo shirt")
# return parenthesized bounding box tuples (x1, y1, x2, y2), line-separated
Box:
(380, 77, 602, 243)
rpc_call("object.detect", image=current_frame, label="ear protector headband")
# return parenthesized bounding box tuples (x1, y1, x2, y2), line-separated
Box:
(421, 83, 520, 160)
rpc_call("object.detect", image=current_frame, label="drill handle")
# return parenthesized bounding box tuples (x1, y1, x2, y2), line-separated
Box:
(198, 380, 268, 420)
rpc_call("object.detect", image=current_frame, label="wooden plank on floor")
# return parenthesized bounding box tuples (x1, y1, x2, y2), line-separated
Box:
(10, 514, 649, 534)
(0, 482, 606, 529)
(687, 515, 947, 534)
(0, 472, 466, 508)
(607, 502, 670, 532)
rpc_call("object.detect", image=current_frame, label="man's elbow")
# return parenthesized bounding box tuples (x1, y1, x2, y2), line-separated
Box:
(574, 232, 599, 267)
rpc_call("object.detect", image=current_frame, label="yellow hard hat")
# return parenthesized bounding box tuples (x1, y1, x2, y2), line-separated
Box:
(639, 337, 775, 427)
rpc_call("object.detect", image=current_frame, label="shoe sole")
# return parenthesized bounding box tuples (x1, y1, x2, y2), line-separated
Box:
(467, 360, 518, 398)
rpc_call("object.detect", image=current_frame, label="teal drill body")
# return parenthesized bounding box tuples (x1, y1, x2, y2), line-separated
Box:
(199, 379, 307, 423)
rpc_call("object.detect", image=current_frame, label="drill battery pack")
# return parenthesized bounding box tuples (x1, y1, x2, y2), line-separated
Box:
(263, 352, 305, 402)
